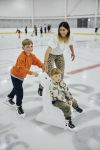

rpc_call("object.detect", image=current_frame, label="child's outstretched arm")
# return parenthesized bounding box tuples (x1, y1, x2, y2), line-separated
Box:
(32, 54, 44, 68)
(32, 54, 46, 72)
(15, 57, 36, 76)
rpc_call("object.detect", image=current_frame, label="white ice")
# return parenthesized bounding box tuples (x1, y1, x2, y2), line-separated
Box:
(0, 32, 100, 150)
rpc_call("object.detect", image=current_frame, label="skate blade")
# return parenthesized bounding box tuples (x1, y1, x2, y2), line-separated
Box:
(4, 100, 16, 108)
(20, 113, 26, 119)
(16, 110, 26, 119)
(18, 113, 26, 119)
(64, 126, 78, 132)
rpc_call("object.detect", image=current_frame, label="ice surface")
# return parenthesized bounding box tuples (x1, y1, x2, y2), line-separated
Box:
(0, 32, 100, 150)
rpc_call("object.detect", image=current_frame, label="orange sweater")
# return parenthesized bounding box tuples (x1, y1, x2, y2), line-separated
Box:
(11, 51, 43, 79)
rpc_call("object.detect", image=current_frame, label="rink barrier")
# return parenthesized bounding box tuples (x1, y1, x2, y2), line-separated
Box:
(0, 32, 100, 36)
(62, 32, 100, 36)
(0, 32, 25, 34)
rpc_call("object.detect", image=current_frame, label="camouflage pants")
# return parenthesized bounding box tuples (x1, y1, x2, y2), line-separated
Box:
(52, 98, 78, 118)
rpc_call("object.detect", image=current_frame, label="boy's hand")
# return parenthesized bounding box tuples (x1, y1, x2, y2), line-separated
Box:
(32, 72, 38, 77)
(42, 65, 46, 72)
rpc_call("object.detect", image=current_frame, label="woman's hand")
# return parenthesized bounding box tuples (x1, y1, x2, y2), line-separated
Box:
(71, 53, 75, 61)
(69, 45, 75, 61)
(42, 64, 48, 72)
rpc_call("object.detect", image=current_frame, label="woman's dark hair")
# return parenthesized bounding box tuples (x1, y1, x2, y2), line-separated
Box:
(58, 22, 70, 41)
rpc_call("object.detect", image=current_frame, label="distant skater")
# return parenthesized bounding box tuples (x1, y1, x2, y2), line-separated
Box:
(16, 28, 21, 38)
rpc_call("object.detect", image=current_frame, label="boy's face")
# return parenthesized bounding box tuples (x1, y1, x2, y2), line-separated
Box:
(51, 73, 61, 83)
(23, 44, 33, 56)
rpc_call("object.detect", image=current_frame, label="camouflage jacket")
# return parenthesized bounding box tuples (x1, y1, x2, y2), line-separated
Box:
(49, 80, 73, 102)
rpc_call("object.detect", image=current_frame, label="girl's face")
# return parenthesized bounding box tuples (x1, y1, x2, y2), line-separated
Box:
(59, 26, 69, 38)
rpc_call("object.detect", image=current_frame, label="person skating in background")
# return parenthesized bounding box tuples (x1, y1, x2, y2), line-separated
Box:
(47, 24, 51, 33)
(40, 26, 43, 37)
(16, 28, 21, 38)
(44, 24, 47, 34)
(95, 27, 99, 34)
(34, 25, 37, 36)
(25, 26, 28, 35)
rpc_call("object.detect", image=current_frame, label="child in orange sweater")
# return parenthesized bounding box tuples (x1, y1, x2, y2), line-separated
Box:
(7, 39, 45, 117)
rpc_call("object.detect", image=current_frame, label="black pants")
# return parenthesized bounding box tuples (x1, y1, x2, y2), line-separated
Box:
(8, 76, 23, 106)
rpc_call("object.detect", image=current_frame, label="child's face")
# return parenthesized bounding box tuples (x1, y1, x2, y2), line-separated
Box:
(59, 26, 68, 38)
(23, 44, 33, 56)
(51, 74, 61, 83)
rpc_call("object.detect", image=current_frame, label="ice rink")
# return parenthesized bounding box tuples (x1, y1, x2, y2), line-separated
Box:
(0, 32, 100, 150)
